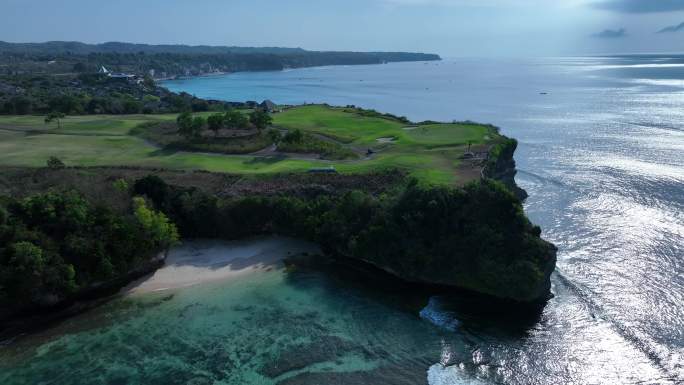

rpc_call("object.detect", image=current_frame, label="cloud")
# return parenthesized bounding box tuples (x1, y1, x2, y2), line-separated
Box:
(593, 0, 684, 13)
(657, 21, 684, 33)
(379, 0, 588, 7)
(592, 28, 627, 38)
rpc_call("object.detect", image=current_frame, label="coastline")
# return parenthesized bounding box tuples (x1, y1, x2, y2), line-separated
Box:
(126, 237, 320, 294)
(0, 237, 320, 344)
(157, 59, 442, 84)
(0, 251, 167, 343)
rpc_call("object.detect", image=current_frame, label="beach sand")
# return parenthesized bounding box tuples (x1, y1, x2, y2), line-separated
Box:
(126, 237, 320, 294)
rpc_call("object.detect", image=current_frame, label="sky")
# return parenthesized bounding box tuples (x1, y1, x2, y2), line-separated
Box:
(2, 0, 684, 56)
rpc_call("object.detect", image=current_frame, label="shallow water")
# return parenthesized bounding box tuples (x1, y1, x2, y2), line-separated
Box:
(2, 57, 683, 384)
(163, 57, 684, 384)
(0, 239, 463, 385)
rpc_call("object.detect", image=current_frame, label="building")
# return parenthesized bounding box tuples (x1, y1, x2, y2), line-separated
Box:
(260, 100, 279, 113)
(99, 65, 139, 82)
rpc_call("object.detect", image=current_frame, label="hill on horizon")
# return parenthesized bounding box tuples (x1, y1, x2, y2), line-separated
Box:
(0, 40, 441, 58)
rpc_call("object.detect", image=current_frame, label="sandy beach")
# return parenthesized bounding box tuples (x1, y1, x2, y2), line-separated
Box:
(126, 237, 320, 294)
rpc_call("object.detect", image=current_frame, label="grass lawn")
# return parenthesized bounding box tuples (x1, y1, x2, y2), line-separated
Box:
(0, 106, 501, 185)
(273, 105, 405, 144)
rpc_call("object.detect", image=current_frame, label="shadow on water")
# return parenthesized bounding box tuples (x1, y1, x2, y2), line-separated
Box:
(283, 254, 546, 338)
(167, 250, 282, 271)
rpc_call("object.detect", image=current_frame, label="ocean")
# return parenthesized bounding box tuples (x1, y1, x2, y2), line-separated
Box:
(2, 57, 682, 384)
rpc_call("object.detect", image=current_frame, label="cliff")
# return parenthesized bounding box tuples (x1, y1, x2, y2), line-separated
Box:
(123, 162, 557, 303)
(332, 180, 557, 303)
(0, 251, 167, 340)
(483, 137, 529, 201)
(339, 138, 556, 303)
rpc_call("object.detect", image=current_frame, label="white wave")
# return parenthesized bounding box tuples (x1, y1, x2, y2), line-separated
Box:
(419, 297, 460, 331)
(630, 78, 684, 88)
(427, 363, 489, 385)
(590, 156, 684, 183)
(583, 64, 684, 71)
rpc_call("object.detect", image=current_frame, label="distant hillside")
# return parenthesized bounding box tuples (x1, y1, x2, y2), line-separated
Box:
(0, 41, 441, 78)
(0, 41, 310, 56)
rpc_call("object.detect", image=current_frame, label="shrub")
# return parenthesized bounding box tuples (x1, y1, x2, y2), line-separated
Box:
(279, 129, 357, 160)
(249, 110, 272, 131)
(47, 156, 66, 169)
(133, 175, 169, 209)
(267, 128, 282, 144)
(0, 190, 180, 309)
(207, 113, 225, 136)
(133, 197, 179, 248)
(113, 179, 129, 193)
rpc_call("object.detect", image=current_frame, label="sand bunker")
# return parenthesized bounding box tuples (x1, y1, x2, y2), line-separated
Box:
(376, 137, 397, 143)
(127, 237, 320, 294)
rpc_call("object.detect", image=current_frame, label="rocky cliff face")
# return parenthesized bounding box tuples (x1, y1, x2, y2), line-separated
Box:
(340, 138, 557, 303)
(344, 180, 557, 303)
(483, 138, 529, 201)
(483, 138, 557, 302)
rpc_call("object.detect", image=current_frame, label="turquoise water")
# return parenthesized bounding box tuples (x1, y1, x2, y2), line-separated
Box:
(162, 57, 684, 384)
(1, 242, 468, 385)
(3, 57, 684, 384)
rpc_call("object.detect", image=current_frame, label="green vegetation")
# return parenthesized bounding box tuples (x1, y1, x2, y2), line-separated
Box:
(249, 110, 272, 132)
(0, 190, 177, 313)
(0, 55, 557, 322)
(279, 129, 358, 160)
(44, 112, 66, 129)
(0, 41, 440, 80)
(47, 156, 66, 170)
(0, 105, 501, 185)
(133, 175, 555, 302)
(274, 105, 405, 144)
(224, 110, 250, 129)
(0, 73, 239, 116)
(131, 111, 275, 155)
(274, 105, 490, 147)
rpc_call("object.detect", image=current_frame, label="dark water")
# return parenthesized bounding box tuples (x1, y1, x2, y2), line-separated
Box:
(2, 57, 683, 384)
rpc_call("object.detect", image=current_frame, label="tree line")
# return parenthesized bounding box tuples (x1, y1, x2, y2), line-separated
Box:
(175, 110, 272, 139)
(134, 174, 555, 302)
(0, 186, 178, 315)
(0, 73, 236, 116)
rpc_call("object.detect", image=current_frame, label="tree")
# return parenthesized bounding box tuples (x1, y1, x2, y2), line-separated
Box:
(122, 99, 142, 114)
(267, 129, 282, 144)
(44, 112, 66, 129)
(143, 74, 156, 89)
(249, 110, 272, 132)
(191, 116, 205, 138)
(177, 112, 194, 139)
(224, 110, 249, 129)
(47, 156, 66, 170)
(8, 242, 45, 275)
(191, 99, 209, 112)
(207, 114, 224, 137)
(6, 96, 32, 114)
(133, 197, 179, 248)
(72, 62, 88, 72)
(113, 179, 129, 193)
(133, 175, 169, 209)
(48, 95, 83, 114)
(283, 129, 304, 144)
(5, 242, 46, 302)
(0, 205, 6, 226)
